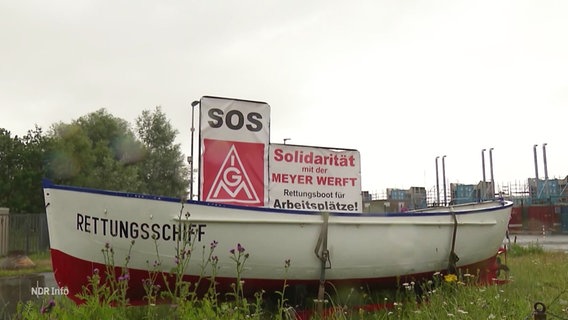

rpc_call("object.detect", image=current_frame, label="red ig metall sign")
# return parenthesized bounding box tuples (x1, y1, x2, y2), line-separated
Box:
(199, 96, 270, 206)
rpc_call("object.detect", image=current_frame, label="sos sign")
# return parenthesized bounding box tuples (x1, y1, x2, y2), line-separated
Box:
(199, 96, 270, 143)
(207, 109, 263, 132)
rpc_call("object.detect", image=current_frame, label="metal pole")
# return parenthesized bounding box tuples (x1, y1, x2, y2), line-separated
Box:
(481, 149, 486, 201)
(435, 156, 440, 206)
(190, 100, 199, 200)
(533, 144, 539, 180)
(543, 143, 548, 198)
(442, 155, 447, 206)
(489, 148, 495, 199)
(533, 144, 539, 200)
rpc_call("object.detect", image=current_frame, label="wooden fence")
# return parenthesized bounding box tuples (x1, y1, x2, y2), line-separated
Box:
(0, 209, 49, 255)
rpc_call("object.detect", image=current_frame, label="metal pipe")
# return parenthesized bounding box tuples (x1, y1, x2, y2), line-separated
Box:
(533, 144, 539, 180)
(543, 143, 548, 198)
(489, 148, 495, 199)
(442, 155, 447, 206)
(481, 149, 486, 182)
(435, 156, 440, 206)
(542, 143, 548, 180)
(481, 149, 486, 201)
(190, 100, 200, 200)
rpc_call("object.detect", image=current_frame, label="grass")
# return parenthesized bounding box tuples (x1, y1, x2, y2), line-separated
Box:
(365, 247, 567, 320)
(6, 242, 568, 319)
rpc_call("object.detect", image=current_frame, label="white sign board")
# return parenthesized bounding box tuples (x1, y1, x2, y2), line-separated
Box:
(268, 144, 362, 213)
(199, 96, 270, 206)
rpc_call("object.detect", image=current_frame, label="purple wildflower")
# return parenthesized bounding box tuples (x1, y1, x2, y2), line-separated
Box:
(40, 299, 56, 314)
(118, 273, 130, 281)
(237, 243, 245, 253)
(210, 240, 218, 249)
(230, 248, 235, 255)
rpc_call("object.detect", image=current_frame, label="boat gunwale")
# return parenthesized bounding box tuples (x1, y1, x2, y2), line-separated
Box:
(42, 179, 513, 218)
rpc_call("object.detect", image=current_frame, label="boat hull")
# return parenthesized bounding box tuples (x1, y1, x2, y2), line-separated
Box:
(43, 181, 513, 302)
(50, 247, 504, 304)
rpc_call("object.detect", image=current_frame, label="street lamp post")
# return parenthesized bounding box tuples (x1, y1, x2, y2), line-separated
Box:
(190, 100, 200, 200)
(489, 148, 495, 199)
(435, 156, 440, 206)
(442, 155, 447, 206)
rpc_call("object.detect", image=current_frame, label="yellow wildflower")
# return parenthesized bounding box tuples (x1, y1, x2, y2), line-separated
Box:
(444, 274, 458, 283)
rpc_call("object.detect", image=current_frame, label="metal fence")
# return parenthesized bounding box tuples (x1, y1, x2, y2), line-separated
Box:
(0, 212, 49, 255)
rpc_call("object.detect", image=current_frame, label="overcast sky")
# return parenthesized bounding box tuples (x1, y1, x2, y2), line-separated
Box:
(2, 0, 567, 194)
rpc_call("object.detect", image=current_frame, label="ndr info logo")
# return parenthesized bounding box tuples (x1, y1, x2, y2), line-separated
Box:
(31, 281, 69, 297)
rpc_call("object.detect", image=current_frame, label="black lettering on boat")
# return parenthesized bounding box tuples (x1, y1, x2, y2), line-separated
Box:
(101, 218, 108, 236)
(84, 215, 91, 233)
(172, 224, 180, 241)
(197, 224, 206, 241)
(162, 224, 171, 241)
(130, 222, 139, 239)
(91, 216, 99, 234)
(119, 220, 128, 238)
(173, 223, 192, 242)
(110, 220, 119, 237)
(140, 223, 149, 239)
(74, 216, 206, 242)
(151, 223, 161, 240)
(76, 213, 84, 231)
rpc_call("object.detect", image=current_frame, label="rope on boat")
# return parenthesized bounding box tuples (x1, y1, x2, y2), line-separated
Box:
(448, 206, 460, 274)
(314, 211, 331, 315)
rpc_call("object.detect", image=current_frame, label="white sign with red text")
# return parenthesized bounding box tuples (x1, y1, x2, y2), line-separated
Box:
(268, 144, 362, 213)
(199, 96, 270, 206)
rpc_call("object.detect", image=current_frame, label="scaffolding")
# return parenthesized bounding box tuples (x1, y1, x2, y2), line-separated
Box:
(363, 176, 568, 210)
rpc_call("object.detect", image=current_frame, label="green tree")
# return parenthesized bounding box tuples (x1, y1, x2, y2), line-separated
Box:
(135, 106, 189, 197)
(0, 126, 52, 213)
(47, 109, 144, 191)
(0, 128, 20, 210)
(46, 107, 189, 197)
(1, 107, 189, 213)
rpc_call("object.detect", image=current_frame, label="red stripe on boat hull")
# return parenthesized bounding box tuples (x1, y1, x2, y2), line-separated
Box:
(50, 248, 503, 304)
